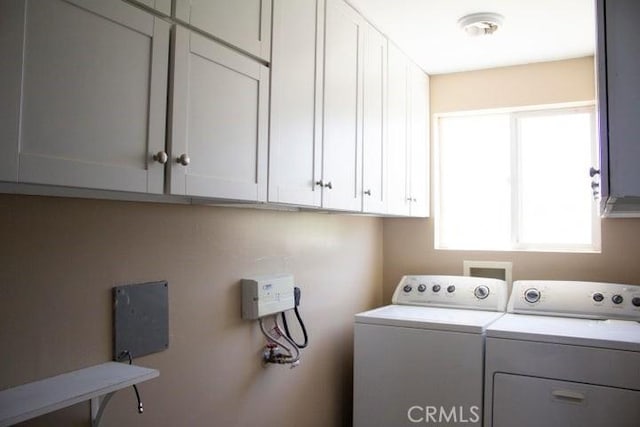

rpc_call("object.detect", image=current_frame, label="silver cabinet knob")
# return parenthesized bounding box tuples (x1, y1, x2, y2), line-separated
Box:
(589, 167, 600, 177)
(315, 180, 324, 187)
(364, 189, 372, 196)
(324, 181, 332, 189)
(152, 151, 168, 164)
(591, 181, 600, 189)
(177, 154, 190, 166)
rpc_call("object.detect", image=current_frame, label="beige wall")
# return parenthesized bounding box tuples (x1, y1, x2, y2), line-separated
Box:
(0, 194, 382, 426)
(383, 56, 640, 302)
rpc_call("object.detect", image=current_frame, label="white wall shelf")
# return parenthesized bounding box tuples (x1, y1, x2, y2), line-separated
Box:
(0, 362, 159, 427)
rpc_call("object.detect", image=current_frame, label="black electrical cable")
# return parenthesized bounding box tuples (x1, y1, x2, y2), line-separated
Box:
(118, 351, 144, 414)
(281, 287, 309, 348)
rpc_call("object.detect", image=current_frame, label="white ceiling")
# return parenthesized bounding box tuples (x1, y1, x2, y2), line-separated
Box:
(346, 0, 596, 75)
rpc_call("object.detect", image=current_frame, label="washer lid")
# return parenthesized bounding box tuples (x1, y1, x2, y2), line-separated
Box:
(354, 305, 505, 334)
(486, 313, 640, 352)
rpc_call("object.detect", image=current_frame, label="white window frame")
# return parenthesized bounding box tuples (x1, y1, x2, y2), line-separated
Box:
(434, 101, 600, 253)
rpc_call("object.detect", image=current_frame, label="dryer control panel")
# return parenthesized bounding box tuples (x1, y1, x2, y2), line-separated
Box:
(508, 280, 640, 320)
(392, 275, 508, 312)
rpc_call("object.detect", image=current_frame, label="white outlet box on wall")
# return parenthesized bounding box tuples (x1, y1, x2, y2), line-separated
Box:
(241, 274, 295, 320)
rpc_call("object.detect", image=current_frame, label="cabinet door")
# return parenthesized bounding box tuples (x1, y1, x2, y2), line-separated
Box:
(322, 0, 363, 211)
(170, 27, 269, 202)
(361, 23, 387, 214)
(386, 43, 410, 215)
(126, 0, 171, 15)
(0, 0, 169, 193)
(408, 63, 430, 217)
(601, 0, 640, 199)
(268, 0, 324, 207)
(174, 0, 272, 61)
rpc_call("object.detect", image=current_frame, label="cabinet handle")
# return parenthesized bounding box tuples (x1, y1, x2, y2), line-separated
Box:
(407, 197, 417, 202)
(176, 154, 190, 166)
(324, 181, 332, 189)
(589, 167, 600, 177)
(591, 181, 599, 189)
(364, 189, 372, 196)
(551, 389, 585, 403)
(152, 151, 168, 164)
(315, 180, 324, 187)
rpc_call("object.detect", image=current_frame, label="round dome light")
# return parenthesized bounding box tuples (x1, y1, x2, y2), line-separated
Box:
(457, 12, 505, 37)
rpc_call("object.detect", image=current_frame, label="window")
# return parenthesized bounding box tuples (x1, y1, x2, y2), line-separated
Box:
(435, 104, 599, 252)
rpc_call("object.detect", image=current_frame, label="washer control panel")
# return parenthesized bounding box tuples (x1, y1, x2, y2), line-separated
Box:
(392, 275, 508, 312)
(509, 280, 640, 320)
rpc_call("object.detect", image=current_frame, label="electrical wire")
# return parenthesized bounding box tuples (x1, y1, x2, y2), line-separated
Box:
(118, 351, 144, 413)
(281, 306, 309, 349)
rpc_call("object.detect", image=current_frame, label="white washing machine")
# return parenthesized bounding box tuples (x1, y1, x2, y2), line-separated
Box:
(353, 275, 508, 427)
(484, 280, 640, 427)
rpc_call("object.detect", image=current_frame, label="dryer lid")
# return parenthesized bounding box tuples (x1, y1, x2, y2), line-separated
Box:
(486, 313, 640, 352)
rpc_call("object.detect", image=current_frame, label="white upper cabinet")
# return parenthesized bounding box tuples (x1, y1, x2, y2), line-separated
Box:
(386, 42, 410, 216)
(408, 63, 430, 217)
(174, 0, 272, 62)
(596, 0, 640, 215)
(0, 0, 169, 193)
(361, 23, 388, 214)
(322, 0, 364, 211)
(126, 0, 171, 15)
(169, 27, 269, 202)
(386, 43, 430, 217)
(268, 0, 324, 207)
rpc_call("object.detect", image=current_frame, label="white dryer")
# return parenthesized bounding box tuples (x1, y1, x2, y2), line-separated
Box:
(484, 280, 640, 427)
(353, 275, 508, 427)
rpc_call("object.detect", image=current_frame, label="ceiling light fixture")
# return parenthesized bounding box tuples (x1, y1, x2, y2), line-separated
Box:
(458, 12, 505, 37)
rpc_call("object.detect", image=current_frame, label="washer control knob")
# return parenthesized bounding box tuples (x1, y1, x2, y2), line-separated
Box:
(418, 284, 427, 293)
(403, 284, 412, 293)
(592, 292, 604, 302)
(612, 294, 624, 305)
(632, 297, 640, 307)
(524, 288, 541, 304)
(432, 284, 441, 293)
(447, 285, 456, 294)
(474, 285, 490, 300)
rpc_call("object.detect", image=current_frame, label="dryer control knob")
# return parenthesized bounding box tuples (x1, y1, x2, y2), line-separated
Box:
(632, 297, 640, 307)
(432, 284, 441, 293)
(612, 294, 624, 305)
(474, 285, 490, 300)
(417, 284, 427, 293)
(524, 288, 541, 304)
(403, 284, 412, 293)
(592, 292, 604, 302)
(447, 285, 456, 294)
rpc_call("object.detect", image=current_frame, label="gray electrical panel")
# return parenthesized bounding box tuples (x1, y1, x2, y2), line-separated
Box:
(113, 281, 169, 360)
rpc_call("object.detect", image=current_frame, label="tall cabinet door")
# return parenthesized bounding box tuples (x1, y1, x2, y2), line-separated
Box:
(322, 0, 364, 211)
(268, 0, 324, 207)
(361, 23, 387, 214)
(386, 43, 410, 215)
(0, 0, 169, 193)
(170, 27, 269, 201)
(408, 63, 430, 217)
(174, 0, 272, 61)
(600, 0, 640, 200)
